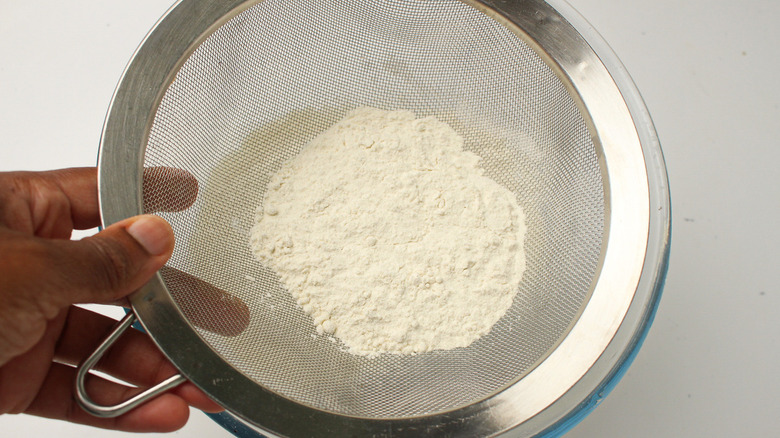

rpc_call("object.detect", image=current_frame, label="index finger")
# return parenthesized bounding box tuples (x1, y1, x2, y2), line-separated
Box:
(46, 167, 101, 229)
(46, 167, 200, 230)
(142, 167, 199, 214)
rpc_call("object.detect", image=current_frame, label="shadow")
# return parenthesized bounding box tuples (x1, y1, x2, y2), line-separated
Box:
(143, 167, 250, 337)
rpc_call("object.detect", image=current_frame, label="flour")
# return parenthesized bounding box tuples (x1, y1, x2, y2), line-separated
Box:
(250, 107, 526, 356)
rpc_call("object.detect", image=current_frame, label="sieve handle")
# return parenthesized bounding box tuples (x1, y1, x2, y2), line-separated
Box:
(75, 312, 187, 418)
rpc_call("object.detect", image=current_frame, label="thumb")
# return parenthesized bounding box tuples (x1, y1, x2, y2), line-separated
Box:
(49, 215, 174, 306)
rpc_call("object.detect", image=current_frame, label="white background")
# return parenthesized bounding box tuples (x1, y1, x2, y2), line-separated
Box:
(1, 0, 778, 436)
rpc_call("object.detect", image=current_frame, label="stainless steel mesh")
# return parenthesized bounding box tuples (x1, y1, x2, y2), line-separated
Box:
(142, 0, 603, 419)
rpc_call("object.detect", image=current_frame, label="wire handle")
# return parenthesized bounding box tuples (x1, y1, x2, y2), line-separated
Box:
(75, 312, 187, 418)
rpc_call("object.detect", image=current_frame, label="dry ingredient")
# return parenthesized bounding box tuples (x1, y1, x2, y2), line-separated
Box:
(250, 107, 526, 356)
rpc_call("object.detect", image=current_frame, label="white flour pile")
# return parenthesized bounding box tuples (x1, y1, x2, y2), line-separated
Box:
(250, 107, 526, 356)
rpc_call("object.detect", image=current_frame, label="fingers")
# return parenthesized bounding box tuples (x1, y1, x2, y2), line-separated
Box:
(54, 307, 173, 387)
(55, 306, 227, 405)
(173, 382, 224, 414)
(46, 215, 175, 307)
(52, 307, 223, 413)
(44, 167, 101, 230)
(0, 310, 68, 409)
(161, 267, 251, 337)
(143, 167, 199, 213)
(25, 363, 192, 432)
(51, 166, 199, 220)
(0, 169, 95, 237)
(0, 167, 200, 238)
(0, 216, 173, 361)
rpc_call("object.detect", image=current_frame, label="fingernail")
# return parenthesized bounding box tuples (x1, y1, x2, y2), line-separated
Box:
(126, 215, 174, 256)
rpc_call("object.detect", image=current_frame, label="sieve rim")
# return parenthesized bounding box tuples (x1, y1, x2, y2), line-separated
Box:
(96, 0, 669, 436)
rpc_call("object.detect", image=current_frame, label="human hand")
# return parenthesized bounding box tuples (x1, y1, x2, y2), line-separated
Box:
(0, 167, 224, 432)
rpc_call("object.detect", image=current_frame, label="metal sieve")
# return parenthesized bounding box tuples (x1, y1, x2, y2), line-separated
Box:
(81, 0, 670, 436)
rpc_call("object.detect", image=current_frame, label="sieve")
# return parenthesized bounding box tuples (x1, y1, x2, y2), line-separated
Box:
(79, 0, 670, 436)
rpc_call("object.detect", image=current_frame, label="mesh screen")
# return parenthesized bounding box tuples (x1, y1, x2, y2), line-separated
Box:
(142, 0, 604, 419)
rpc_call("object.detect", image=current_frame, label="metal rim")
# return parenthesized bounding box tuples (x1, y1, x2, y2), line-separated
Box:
(97, 0, 670, 436)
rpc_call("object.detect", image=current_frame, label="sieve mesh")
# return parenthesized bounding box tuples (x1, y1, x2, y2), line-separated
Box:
(142, 0, 604, 419)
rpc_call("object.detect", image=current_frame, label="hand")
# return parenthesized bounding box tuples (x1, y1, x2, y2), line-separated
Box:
(0, 167, 223, 432)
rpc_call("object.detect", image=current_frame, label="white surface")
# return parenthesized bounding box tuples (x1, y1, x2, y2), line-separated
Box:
(1, 0, 778, 437)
